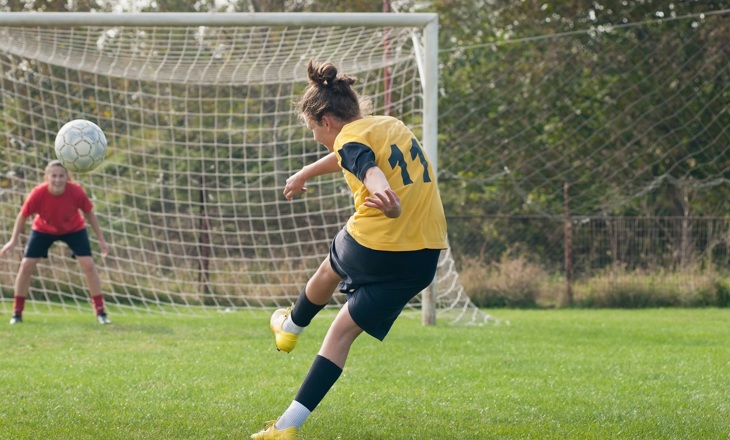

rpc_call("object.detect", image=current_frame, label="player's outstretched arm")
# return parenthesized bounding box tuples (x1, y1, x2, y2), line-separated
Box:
(0, 212, 29, 257)
(283, 152, 341, 201)
(0, 241, 15, 257)
(84, 211, 108, 257)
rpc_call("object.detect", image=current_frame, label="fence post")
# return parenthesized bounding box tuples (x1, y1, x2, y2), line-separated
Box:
(564, 181, 573, 306)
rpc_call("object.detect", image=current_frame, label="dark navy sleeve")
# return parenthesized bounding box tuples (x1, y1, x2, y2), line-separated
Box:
(338, 142, 378, 182)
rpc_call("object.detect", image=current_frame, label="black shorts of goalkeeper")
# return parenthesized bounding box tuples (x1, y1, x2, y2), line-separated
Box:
(328, 227, 440, 341)
(25, 229, 92, 259)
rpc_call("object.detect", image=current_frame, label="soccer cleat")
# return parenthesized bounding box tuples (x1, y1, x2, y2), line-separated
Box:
(250, 420, 299, 440)
(270, 307, 297, 353)
(96, 313, 112, 325)
(9, 315, 22, 325)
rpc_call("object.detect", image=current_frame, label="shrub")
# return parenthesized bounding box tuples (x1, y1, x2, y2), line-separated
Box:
(714, 280, 730, 308)
(459, 256, 730, 309)
(572, 267, 725, 308)
(460, 253, 547, 308)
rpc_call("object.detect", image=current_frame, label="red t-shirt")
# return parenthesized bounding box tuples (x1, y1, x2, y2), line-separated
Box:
(21, 182, 93, 235)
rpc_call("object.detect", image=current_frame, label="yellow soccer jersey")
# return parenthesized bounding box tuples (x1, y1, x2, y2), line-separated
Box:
(334, 115, 447, 251)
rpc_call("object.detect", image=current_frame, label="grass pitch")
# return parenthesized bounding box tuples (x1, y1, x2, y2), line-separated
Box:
(1, 307, 728, 439)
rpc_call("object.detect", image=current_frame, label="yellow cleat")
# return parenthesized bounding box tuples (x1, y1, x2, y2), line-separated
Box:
(250, 420, 299, 440)
(270, 307, 298, 353)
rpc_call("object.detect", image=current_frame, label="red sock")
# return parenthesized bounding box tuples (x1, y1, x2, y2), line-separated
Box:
(13, 296, 26, 317)
(91, 295, 105, 315)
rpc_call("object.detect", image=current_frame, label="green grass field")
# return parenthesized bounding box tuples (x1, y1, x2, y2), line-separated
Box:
(1, 307, 728, 439)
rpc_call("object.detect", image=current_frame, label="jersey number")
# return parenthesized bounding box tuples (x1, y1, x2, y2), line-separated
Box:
(388, 139, 432, 186)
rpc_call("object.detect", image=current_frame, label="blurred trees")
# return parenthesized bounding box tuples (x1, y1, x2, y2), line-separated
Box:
(432, 0, 729, 214)
(430, 1, 729, 271)
(2, 0, 728, 272)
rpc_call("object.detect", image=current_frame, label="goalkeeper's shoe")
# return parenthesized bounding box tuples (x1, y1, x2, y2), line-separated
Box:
(96, 313, 112, 325)
(9, 315, 22, 325)
(250, 420, 299, 440)
(270, 307, 297, 353)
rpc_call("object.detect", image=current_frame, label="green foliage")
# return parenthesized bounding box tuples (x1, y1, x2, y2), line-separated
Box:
(432, 1, 730, 274)
(715, 280, 730, 308)
(1, 3, 728, 311)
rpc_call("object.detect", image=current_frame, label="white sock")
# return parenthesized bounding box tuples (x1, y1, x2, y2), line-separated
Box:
(275, 400, 311, 430)
(283, 316, 304, 334)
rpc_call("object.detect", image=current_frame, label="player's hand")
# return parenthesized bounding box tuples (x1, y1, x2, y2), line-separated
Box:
(0, 240, 17, 258)
(99, 240, 109, 258)
(364, 188, 401, 218)
(283, 171, 308, 201)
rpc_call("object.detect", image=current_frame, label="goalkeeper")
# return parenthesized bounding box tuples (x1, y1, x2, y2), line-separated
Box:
(0, 160, 111, 325)
(250, 59, 447, 439)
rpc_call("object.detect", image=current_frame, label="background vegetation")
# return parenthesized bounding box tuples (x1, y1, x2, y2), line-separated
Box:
(1, 0, 729, 309)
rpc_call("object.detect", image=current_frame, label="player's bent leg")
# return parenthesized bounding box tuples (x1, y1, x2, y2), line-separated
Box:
(257, 307, 359, 436)
(270, 307, 298, 353)
(11, 258, 38, 324)
(15, 258, 38, 296)
(318, 303, 363, 368)
(256, 302, 361, 438)
(271, 256, 341, 353)
(77, 257, 102, 295)
(77, 257, 111, 323)
(76, 256, 110, 323)
(303, 256, 341, 305)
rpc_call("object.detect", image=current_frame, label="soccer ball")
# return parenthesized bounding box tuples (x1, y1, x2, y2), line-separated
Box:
(54, 119, 108, 173)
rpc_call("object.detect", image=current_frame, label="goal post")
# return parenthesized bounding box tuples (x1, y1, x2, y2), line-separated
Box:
(0, 12, 487, 325)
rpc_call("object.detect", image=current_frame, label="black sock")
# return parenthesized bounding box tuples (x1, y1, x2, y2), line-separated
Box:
(290, 287, 327, 327)
(294, 355, 343, 411)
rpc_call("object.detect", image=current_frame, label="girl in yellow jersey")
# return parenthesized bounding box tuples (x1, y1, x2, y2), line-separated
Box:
(251, 60, 447, 440)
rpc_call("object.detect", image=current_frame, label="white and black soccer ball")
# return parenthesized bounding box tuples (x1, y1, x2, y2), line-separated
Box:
(54, 119, 108, 173)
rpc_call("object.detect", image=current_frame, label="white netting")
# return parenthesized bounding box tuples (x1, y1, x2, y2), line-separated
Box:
(0, 19, 487, 324)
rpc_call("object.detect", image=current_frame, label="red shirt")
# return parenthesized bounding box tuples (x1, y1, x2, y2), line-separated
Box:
(21, 182, 93, 235)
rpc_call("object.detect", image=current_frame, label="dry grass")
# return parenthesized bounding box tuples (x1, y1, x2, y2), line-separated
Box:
(460, 254, 730, 309)
(459, 252, 550, 308)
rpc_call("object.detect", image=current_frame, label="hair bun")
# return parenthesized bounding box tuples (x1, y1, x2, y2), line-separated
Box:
(296, 59, 370, 123)
(309, 62, 338, 87)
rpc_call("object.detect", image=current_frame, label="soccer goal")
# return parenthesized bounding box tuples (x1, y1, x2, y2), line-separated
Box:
(0, 12, 488, 325)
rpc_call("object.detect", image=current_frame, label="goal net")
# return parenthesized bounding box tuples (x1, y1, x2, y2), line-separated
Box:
(0, 13, 488, 324)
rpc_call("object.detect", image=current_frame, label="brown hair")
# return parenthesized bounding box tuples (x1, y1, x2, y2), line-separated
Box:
(295, 59, 372, 125)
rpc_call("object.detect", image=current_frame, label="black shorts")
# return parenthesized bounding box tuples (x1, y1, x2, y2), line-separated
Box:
(24, 229, 92, 259)
(328, 227, 441, 341)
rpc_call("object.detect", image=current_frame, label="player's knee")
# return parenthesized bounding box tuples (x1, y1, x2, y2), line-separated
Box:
(18, 258, 38, 274)
(77, 257, 96, 272)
